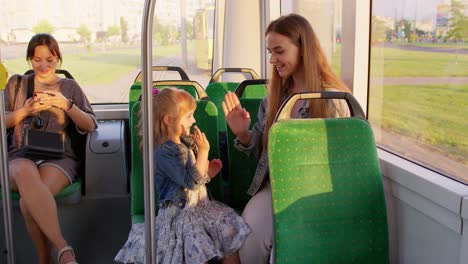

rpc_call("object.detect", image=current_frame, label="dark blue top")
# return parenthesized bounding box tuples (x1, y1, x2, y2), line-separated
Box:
(154, 137, 210, 208)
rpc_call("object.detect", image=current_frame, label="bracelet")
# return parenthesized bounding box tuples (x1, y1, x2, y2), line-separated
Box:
(67, 99, 74, 111)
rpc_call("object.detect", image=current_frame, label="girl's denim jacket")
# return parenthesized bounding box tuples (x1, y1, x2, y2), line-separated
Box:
(154, 137, 210, 208)
(233, 88, 348, 196)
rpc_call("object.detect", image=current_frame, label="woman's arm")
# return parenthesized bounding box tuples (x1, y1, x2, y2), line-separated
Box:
(40, 90, 96, 132)
(6, 106, 28, 129)
(43, 79, 97, 132)
(65, 103, 96, 132)
(4, 75, 48, 129)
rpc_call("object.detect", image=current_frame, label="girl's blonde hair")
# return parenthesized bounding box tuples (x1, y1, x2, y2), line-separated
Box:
(139, 87, 196, 148)
(263, 13, 350, 147)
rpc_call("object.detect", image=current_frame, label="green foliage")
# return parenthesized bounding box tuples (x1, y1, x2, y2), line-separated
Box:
(33, 20, 55, 34)
(120, 17, 129, 43)
(396, 19, 412, 41)
(107, 25, 121, 38)
(152, 16, 180, 45)
(76, 24, 92, 43)
(371, 16, 391, 43)
(447, 0, 468, 41)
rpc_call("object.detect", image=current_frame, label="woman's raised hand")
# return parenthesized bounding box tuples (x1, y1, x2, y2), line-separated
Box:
(222, 91, 251, 137)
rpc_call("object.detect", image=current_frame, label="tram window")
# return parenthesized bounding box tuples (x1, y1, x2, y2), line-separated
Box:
(155, 0, 215, 87)
(0, 0, 215, 104)
(281, 0, 343, 75)
(369, 0, 468, 184)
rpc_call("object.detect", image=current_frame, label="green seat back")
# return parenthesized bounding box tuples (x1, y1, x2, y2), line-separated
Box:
(205, 82, 239, 132)
(240, 84, 266, 99)
(193, 100, 223, 201)
(130, 82, 199, 108)
(226, 98, 262, 210)
(129, 102, 150, 224)
(129, 82, 142, 118)
(156, 85, 198, 99)
(268, 118, 389, 263)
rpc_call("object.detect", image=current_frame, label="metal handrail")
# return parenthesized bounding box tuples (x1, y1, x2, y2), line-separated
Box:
(0, 90, 16, 263)
(142, 0, 157, 263)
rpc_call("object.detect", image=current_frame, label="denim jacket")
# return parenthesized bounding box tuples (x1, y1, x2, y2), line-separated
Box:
(154, 137, 210, 208)
(233, 88, 348, 196)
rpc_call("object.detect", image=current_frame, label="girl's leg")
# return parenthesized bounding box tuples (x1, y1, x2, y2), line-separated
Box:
(238, 184, 274, 264)
(10, 160, 75, 264)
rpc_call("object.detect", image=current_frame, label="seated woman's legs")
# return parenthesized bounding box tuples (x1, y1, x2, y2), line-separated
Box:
(238, 184, 273, 264)
(9, 159, 75, 264)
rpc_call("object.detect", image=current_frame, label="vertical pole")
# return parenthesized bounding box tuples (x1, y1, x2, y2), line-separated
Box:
(0, 89, 16, 264)
(142, 0, 156, 263)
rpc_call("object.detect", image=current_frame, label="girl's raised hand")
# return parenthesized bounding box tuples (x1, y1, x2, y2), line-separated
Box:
(192, 126, 210, 152)
(207, 159, 222, 179)
(222, 91, 251, 137)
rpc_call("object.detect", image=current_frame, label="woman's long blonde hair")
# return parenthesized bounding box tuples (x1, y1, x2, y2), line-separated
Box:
(139, 88, 196, 148)
(263, 14, 350, 147)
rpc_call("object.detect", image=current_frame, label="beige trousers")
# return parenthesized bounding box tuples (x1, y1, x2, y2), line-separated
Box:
(239, 183, 274, 264)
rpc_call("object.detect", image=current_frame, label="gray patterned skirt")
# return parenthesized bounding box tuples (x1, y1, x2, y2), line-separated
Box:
(115, 200, 250, 264)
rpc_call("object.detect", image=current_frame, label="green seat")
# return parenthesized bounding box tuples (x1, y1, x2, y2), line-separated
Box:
(133, 66, 190, 83)
(226, 98, 263, 211)
(129, 100, 223, 223)
(129, 80, 207, 117)
(240, 84, 266, 98)
(0, 180, 83, 204)
(129, 82, 142, 116)
(268, 93, 389, 263)
(234, 79, 267, 99)
(129, 102, 153, 224)
(205, 82, 239, 133)
(193, 100, 224, 202)
(154, 80, 207, 99)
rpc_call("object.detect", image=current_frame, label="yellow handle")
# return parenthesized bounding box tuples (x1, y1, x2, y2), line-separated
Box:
(0, 62, 7, 90)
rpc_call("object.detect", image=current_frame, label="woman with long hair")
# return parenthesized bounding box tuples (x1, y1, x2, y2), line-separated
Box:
(222, 13, 350, 263)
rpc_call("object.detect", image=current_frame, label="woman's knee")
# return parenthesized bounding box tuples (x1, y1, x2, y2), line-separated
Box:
(9, 159, 39, 188)
(39, 166, 70, 195)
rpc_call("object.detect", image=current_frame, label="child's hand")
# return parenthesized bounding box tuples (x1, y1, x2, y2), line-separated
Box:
(208, 159, 222, 179)
(192, 126, 210, 152)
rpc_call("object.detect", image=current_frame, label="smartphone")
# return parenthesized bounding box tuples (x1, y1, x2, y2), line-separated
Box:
(34, 91, 54, 97)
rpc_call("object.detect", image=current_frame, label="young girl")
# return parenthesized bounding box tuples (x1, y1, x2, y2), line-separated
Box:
(115, 88, 250, 264)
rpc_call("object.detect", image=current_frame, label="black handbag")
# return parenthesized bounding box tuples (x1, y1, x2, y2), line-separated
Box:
(22, 128, 65, 159)
(13, 74, 66, 159)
